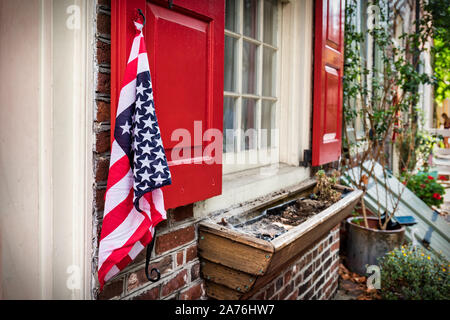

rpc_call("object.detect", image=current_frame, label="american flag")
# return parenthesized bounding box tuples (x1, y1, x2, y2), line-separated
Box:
(98, 19, 171, 290)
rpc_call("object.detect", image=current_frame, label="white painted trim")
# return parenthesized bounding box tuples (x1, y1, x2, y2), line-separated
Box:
(39, 0, 54, 300)
(223, 0, 282, 174)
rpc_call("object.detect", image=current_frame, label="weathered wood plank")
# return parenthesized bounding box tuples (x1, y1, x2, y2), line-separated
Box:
(205, 281, 243, 300)
(201, 260, 256, 293)
(198, 230, 273, 275)
(199, 222, 274, 252)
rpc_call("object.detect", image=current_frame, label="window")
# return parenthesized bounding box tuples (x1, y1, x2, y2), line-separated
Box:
(223, 0, 280, 174)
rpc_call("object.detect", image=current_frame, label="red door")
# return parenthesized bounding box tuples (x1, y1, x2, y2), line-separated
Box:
(112, 0, 224, 208)
(312, 0, 345, 166)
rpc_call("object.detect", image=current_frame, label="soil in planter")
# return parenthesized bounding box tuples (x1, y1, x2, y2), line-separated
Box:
(220, 191, 346, 241)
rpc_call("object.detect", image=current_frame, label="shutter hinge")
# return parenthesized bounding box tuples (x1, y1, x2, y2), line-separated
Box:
(301, 149, 312, 167)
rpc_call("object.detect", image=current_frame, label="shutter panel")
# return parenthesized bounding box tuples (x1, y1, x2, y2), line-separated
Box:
(111, 0, 224, 208)
(312, 0, 345, 166)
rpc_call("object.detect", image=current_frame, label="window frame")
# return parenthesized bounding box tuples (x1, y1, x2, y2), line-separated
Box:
(223, 0, 282, 175)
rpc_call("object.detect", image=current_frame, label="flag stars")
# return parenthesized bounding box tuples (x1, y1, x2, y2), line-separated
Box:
(140, 170, 151, 181)
(154, 148, 166, 160)
(139, 155, 152, 168)
(140, 142, 152, 154)
(143, 117, 156, 129)
(120, 121, 131, 135)
(141, 129, 155, 142)
(152, 174, 165, 186)
(135, 96, 145, 110)
(153, 161, 165, 174)
(136, 83, 147, 96)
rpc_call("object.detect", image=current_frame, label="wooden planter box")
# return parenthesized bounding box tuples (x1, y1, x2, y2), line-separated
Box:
(197, 179, 363, 300)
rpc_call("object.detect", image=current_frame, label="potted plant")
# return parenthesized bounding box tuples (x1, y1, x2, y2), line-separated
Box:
(341, 0, 436, 274)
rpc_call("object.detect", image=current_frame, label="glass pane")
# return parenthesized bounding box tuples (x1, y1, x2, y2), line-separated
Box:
(261, 100, 276, 148)
(262, 47, 276, 96)
(241, 99, 257, 150)
(243, 0, 259, 39)
(242, 41, 258, 94)
(224, 36, 238, 92)
(223, 97, 237, 152)
(263, 0, 277, 45)
(225, 0, 239, 32)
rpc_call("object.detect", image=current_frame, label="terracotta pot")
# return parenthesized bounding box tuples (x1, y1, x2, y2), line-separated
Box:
(346, 216, 405, 275)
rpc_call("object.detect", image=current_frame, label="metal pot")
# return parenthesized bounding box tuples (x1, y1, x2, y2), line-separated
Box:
(346, 216, 405, 275)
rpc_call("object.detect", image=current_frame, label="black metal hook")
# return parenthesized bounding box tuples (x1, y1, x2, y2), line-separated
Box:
(144, 233, 161, 282)
(137, 8, 146, 26)
(145, 265, 161, 282)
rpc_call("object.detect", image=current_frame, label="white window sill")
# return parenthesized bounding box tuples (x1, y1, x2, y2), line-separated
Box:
(193, 163, 310, 218)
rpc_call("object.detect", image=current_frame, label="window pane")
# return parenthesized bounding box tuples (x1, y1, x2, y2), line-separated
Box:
(261, 100, 276, 148)
(262, 47, 276, 96)
(243, 0, 259, 39)
(225, 0, 239, 32)
(242, 41, 258, 94)
(263, 0, 277, 45)
(224, 36, 238, 92)
(223, 97, 237, 152)
(241, 98, 257, 150)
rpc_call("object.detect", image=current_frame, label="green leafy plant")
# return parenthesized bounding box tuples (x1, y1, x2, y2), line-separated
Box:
(402, 172, 445, 208)
(342, 0, 435, 230)
(378, 244, 450, 300)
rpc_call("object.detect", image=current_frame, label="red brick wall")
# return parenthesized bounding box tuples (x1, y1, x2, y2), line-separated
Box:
(248, 225, 340, 300)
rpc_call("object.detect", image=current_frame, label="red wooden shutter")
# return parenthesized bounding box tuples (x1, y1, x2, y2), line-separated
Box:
(111, 0, 224, 209)
(312, 0, 345, 166)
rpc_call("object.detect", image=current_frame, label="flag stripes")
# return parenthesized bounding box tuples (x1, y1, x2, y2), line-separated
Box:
(98, 19, 171, 290)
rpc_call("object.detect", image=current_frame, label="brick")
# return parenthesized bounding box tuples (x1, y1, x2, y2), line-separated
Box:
(176, 251, 184, 266)
(298, 281, 309, 295)
(161, 269, 188, 297)
(251, 290, 265, 300)
(96, 100, 110, 122)
(322, 257, 332, 271)
(95, 187, 106, 212)
(186, 245, 197, 263)
(180, 282, 205, 300)
(95, 156, 109, 182)
(97, 72, 111, 94)
(305, 253, 312, 265)
(294, 274, 303, 286)
(315, 275, 325, 291)
(98, 277, 123, 300)
(287, 290, 298, 300)
(279, 281, 294, 300)
(322, 248, 330, 261)
(97, 40, 111, 65)
(265, 283, 275, 299)
(97, 12, 111, 35)
(95, 130, 111, 153)
(171, 204, 194, 222)
(303, 264, 313, 279)
(331, 240, 340, 252)
(191, 263, 200, 281)
(126, 255, 173, 293)
(132, 286, 160, 300)
(284, 269, 293, 284)
(275, 276, 283, 291)
(303, 288, 314, 300)
(155, 226, 195, 255)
